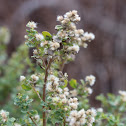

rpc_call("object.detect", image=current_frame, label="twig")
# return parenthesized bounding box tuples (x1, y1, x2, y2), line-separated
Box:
(27, 111, 37, 126)
(43, 58, 53, 126)
(63, 117, 66, 126)
(60, 59, 66, 71)
(32, 85, 42, 101)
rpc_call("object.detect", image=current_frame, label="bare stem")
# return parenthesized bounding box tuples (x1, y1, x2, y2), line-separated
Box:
(43, 58, 53, 126)
(27, 111, 37, 126)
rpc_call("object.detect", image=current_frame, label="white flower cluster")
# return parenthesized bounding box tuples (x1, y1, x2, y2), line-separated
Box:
(0, 110, 9, 123)
(26, 21, 37, 29)
(31, 74, 39, 82)
(35, 33, 44, 41)
(70, 89, 78, 97)
(86, 108, 97, 126)
(34, 114, 40, 122)
(56, 10, 95, 53)
(25, 10, 95, 59)
(68, 97, 79, 110)
(68, 109, 86, 126)
(49, 41, 60, 51)
(57, 10, 80, 23)
(119, 90, 126, 102)
(47, 75, 62, 93)
(20, 75, 26, 82)
(84, 75, 96, 95)
(68, 108, 97, 126)
(85, 87, 93, 95)
(85, 75, 96, 86)
(14, 123, 21, 126)
(67, 44, 80, 53)
(47, 74, 79, 111)
(26, 21, 44, 44)
(97, 108, 103, 113)
(33, 49, 38, 55)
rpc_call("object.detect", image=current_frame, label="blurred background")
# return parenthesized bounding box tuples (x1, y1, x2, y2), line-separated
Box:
(0, 0, 126, 112)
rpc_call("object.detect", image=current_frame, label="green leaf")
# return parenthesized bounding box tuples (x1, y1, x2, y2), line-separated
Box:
(40, 100, 47, 107)
(29, 110, 38, 116)
(69, 79, 77, 88)
(55, 25, 63, 30)
(21, 84, 31, 91)
(60, 80, 68, 88)
(42, 31, 52, 40)
(25, 42, 35, 47)
(80, 79, 85, 85)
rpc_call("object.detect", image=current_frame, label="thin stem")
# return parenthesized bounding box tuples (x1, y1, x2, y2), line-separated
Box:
(36, 45, 46, 68)
(32, 85, 42, 101)
(27, 111, 37, 126)
(60, 59, 66, 71)
(63, 117, 66, 126)
(43, 58, 53, 126)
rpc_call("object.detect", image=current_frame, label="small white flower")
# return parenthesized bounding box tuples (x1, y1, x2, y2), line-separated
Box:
(24, 35, 28, 39)
(85, 75, 96, 86)
(83, 32, 95, 42)
(119, 90, 126, 101)
(72, 10, 78, 15)
(57, 87, 63, 93)
(69, 103, 78, 109)
(0, 110, 9, 122)
(69, 109, 86, 126)
(69, 117, 76, 125)
(64, 91, 69, 96)
(83, 43, 88, 48)
(49, 41, 60, 50)
(48, 75, 59, 83)
(59, 94, 66, 99)
(64, 11, 72, 18)
(20, 76, 26, 82)
(62, 98, 67, 104)
(64, 73, 68, 78)
(69, 23, 76, 30)
(52, 96, 60, 102)
(73, 98, 78, 103)
(31, 74, 39, 82)
(26, 21, 37, 28)
(64, 107, 68, 111)
(75, 16, 81, 22)
(85, 87, 93, 94)
(61, 18, 70, 25)
(64, 87, 69, 92)
(34, 114, 40, 122)
(26, 95, 29, 101)
(33, 49, 38, 55)
(119, 90, 126, 96)
(89, 117, 95, 123)
(57, 15, 64, 21)
(70, 90, 78, 97)
(86, 108, 97, 117)
(35, 33, 44, 41)
(87, 123, 92, 126)
(70, 110, 78, 117)
(14, 123, 21, 126)
(67, 44, 80, 53)
(97, 108, 103, 113)
(46, 82, 53, 91)
(78, 109, 85, 116)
